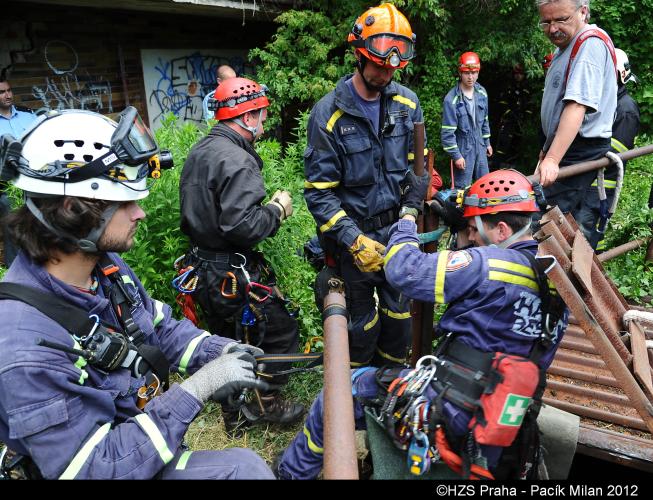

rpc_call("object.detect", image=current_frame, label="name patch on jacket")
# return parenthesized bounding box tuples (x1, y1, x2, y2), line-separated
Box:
(446, 250, 472, 272)
(340, 125, 357, 136)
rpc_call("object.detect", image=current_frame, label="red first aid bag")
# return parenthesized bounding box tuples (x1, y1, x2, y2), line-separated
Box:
(469, 353, 540, 446)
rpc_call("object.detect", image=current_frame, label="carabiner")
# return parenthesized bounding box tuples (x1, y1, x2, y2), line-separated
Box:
(221, 271, 238, 298)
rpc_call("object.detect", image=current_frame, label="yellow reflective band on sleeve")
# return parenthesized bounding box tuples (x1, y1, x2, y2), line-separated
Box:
(392, 95, 416, 109)
(434, 251, 449, 304)
(488, 259, 535, 279)
(611, 137, 628, 153)
(326, 109, 345, 133)
(152, 300, 165, 327)
(380, 307, 411, 320)
(590, 179, 617, 188)
(383, 242, 419, 266)
(482, 134, 491, 138)
(303, 426, 324, 454)
(178, 331, 211, 375)
(59, 423, 111, 479)
(175, 451, 193, 470)
(488, 271, 538, 291)
(407, 148, 428, 161)
(376, 348, 406, 364)
(478, 89, 487, 97)
(319, 210, 347, 233)
(452, 96, 459, 105)
(364, 311, 379, 331)
(304, 180, 340, 189)
(120, 275, 135, 287)
(443, 145, 458, 151)
(135, 413, 175, 465)
(441, 125, 457, 130)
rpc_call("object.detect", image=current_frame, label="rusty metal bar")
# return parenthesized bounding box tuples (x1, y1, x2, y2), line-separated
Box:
(554, 349, 605, 369)
(543, 397, 648, 431)
(578, 423, 653, 471)
(528, 144, 653, 184)
(546, 379, 631, 406)
(559, 337, 598, 355)
(598, 239, 648, 263)
(548, 364, 619, 388)
(322, 283, 358, 479)
(540, 235, 653, 434)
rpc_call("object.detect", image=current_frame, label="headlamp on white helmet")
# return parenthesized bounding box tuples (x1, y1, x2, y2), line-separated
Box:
(615, 48, 637, 85)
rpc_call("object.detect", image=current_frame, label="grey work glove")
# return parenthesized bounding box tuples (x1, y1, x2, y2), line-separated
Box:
(223, 341, 264, 357)
(180, 351, 269, 404)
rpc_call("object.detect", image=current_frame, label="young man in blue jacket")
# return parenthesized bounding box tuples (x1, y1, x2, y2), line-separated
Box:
(0, 109, 273, 479)
(441, 52, 493, 189)
(278, 170, 567, 480)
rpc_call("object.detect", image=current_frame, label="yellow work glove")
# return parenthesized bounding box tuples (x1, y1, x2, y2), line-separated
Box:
(349, 234, 386, 273)
(267, 190, 293, 221)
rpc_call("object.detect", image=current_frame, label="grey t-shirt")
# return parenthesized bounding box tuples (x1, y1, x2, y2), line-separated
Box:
(541, 24, 617, 152)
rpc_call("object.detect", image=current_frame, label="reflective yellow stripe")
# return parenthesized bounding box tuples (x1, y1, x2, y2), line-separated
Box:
(482, 134, 491, 138)
(178, 331, 211, 375)
(319, 210, 347, 233)
(441, 125, 457, 130)
(175, 451, 192, 470)
(152, 300, 165, 327)
(443, 145, 458, 151)
(488, 259, 535, 279)
(59, 423, 111, 479)
(326, 109, 344, 133)
(135, 414, 175, 465)
(304, 180, 340, 189)
(303, 426, 324, 454)
(376, 348, 406, 364)
(452, 96, 459, 105)
(434, 251, 449, 304)
(407, 148, 428, 161)
(478, 89, 487, 97)
(121, 275, 135, 287)
(350, 361, 366, 367)
(590, 179, 617, 188)
(384, 242, 418, 266)
(364, 311, 379, 331)
(392, 95, 416, 109)
(380, 307, 411, 320)
(488, 271, 538, 291)
(611, 137, 628, 153)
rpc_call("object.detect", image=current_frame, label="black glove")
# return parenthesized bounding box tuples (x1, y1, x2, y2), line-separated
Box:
(400, 169, 431, 210)
(429, 190, 467, 231)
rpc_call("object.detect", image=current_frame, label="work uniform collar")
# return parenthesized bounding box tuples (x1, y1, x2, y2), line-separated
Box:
(334, 74, 398, 118)
(209, 122, 264, 171)
(0, 106, 18, 120)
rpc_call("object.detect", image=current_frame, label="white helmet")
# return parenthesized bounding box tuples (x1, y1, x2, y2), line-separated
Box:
(615, 48, 637, 85)
(13, 108, 158, 201)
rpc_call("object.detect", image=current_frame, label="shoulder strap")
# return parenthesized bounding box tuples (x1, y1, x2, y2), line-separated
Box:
(0, 282, 101, 338)
(564, 28, 618, 85)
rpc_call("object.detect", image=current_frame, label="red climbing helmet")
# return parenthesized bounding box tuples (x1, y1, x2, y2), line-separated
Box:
(463, 169, 539, 218)
(213, 77, 269, 121)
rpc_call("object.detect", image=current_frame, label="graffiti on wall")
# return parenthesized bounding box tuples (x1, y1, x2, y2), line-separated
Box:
(141, 49, 254, 129)
(31, 40, 113, 114)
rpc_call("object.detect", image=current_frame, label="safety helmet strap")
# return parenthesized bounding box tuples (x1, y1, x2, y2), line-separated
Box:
(232, 109, 264, 140)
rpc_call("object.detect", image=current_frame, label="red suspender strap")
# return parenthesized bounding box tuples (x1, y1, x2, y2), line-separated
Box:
(564, 28, 618, 85)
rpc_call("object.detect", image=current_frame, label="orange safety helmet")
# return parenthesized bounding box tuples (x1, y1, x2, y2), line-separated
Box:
(458, 52, 481, 73)
(213, 77, 269, 121)
(462, 169, 539, 218)
(347, 3, 416, 69)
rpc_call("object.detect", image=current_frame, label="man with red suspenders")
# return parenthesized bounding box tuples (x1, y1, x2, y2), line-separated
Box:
(535, 0, 617, 242)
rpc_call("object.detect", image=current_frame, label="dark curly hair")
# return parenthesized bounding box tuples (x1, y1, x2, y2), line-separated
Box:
(6, 196, 113, 264)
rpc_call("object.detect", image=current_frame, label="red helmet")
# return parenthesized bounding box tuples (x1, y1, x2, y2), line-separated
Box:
(458, 52, 481, 73)
(347, 3, 415, 69)
(213, 77, 269, 121)
(463, 169, 539, 218)
(542, 53, 554, 71)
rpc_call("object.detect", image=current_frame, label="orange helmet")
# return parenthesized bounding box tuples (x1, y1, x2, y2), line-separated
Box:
(347, 3, 415, 69)
(463, 169, 539, 218)
(213, 77, 269, 121)
(458, 52, 481, 73)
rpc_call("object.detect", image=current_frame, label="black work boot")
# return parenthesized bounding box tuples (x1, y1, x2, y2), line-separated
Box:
(221, 406, 251, 438)
(241, 393, 305, 425)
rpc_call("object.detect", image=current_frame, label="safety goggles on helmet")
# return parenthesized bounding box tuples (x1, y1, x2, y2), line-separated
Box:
(352, 33, 415, 63)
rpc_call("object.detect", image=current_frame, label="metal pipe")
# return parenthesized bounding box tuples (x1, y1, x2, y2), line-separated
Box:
(546, 379, 632, 406)
(528, 144, 653, 184)
(598, 239, 648, 262)
(542, 398, 649, 432)
(322, 282, 358, 479)
(548, 364, 619, 387)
